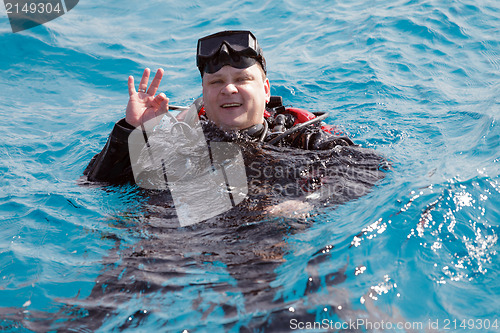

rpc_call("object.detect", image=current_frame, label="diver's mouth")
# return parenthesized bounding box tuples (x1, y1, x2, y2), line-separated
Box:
(221, 103, 243, 108)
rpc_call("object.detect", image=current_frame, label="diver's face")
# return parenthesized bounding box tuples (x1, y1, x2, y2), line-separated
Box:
(202, 64, 270, 130)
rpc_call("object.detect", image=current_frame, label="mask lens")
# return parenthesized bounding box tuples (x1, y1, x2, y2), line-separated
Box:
(203, 56, 257, 74)
(198, 31, 255, 58)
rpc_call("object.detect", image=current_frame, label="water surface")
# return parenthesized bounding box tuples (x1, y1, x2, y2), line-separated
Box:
(0, 0, 499, 331)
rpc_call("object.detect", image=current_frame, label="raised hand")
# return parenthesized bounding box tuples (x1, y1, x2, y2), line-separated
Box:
(125, 68, 169, 128)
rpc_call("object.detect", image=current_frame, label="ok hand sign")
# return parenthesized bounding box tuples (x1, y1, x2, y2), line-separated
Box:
(125, 68, 169, 128)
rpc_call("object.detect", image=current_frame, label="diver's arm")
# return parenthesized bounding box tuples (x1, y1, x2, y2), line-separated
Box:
(83, 119, 136, 183)
(84, 68, 170, 183)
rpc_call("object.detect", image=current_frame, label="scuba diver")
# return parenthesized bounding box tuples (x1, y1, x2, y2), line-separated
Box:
(69, 31, 388, 332)
(84, 30, 355, 185)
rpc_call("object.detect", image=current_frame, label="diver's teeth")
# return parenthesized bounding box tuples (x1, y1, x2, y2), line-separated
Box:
(222, 103, 241, 108)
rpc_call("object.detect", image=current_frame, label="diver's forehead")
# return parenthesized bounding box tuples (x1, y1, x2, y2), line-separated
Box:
(204, 65, 257, 79)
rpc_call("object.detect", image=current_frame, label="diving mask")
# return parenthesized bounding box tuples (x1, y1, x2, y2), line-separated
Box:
(196, 30, 266, 76)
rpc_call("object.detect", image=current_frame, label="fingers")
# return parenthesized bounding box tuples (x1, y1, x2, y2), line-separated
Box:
(150, 93, 168, 110)
(157, 97, 170, 115)
(128, 75, 136, 96)
(132, 68, 164, 96)
(138, 68, 151, 93)
(126, 69, 168, 127)
(147, 68, 164, 96)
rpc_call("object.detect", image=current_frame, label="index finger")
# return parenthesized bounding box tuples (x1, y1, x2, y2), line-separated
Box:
(147, 68, 164, 96)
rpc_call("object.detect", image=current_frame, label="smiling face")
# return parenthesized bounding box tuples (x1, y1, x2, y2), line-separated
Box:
(202, 64, 271, 130)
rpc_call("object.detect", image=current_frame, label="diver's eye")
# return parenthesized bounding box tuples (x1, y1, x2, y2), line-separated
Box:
(209, 79, 224, 85)
(237, 76, 250, 83)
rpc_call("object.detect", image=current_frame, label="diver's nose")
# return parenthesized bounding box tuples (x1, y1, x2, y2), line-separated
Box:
(221, 82, 238, 95)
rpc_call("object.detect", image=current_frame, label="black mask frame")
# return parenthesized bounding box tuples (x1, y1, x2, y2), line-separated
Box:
(196, 30, 266, 76)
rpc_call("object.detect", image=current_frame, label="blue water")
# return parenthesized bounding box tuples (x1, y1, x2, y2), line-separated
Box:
(1, 0, 499, 332)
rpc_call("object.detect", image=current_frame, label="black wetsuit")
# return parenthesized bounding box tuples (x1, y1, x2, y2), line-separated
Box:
(84, 97, 354, 184)
(62, 97, 389, 333)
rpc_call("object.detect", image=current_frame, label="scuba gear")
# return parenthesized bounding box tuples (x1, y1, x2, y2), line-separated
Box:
(267, 112, 328, 145)
(84, 95, 355, 184)
(195, 96, 347, 146)
(197, 30, 266, 76)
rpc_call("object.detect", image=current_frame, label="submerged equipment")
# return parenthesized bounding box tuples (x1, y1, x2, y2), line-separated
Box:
(197, 30, 266, 76)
